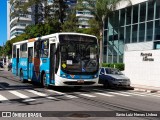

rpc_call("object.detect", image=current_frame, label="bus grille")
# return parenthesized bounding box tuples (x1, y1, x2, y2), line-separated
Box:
(63, 81, 95, 85)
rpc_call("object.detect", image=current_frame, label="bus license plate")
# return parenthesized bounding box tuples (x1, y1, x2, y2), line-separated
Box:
(77, 80, 84, 83)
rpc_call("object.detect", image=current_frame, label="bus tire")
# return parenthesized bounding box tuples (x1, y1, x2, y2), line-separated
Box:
(20, 70, 25, 83)
(103, 81, 110, 89)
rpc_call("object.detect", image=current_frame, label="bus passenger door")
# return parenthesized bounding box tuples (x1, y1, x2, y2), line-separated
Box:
(16, 48, 19, 76)
(28, 47, 33, 79)
(50, 43, 55, 81)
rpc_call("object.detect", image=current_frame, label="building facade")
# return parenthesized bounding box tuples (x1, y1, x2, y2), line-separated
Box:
(7, 0, 78, 40)
(103, 0, 160, 88)
(7, 0, 33, 40)
(76, 1, 94, 28)
(103, 0, 160, 63)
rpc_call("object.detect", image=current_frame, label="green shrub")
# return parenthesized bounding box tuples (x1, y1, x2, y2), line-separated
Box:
(101, 63, 124, 71)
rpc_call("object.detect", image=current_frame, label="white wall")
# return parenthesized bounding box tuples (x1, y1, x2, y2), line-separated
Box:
(116, 0, 148, 10)
(125, 42, 153, 51)
(124, 50, 160, 87)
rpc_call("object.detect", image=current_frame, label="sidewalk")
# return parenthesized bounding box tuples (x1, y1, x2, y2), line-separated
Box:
(132, 84, 160, 93)
(3, 65, 8, 71)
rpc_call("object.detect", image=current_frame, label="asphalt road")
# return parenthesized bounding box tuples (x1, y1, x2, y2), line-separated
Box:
(0, 69, 160, 120)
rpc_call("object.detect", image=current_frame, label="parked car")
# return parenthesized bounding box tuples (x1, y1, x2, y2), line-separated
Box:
(8, 63, 12, 71)
(0, 62, 3, 68)
(99, 67, 131, 88)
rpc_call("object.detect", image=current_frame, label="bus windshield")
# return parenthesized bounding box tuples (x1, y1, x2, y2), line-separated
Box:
(60, 35, 99, 75)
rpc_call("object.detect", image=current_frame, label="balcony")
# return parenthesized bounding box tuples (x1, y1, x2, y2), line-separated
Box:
(10, 25, 26, 33)
(76, 13, 94, 18)
(10, 16, 32, 25)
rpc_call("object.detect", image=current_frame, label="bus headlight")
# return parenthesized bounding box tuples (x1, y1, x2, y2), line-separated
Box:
(94, 75, 97, 78)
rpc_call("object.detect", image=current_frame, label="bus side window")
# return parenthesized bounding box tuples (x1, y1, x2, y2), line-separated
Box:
(34, 41, 40, 58)
(20, 43, 27, 58)
(55, 45, 60, 74)
(41, 40, 49, 58)
(13, 45, 16, 58)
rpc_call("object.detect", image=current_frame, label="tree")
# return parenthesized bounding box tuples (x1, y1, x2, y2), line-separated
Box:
(62, 8, 78, 32)
(10, 0, 69, 25)
(25, 20, 61, 39)
(77, 0, 131, 66)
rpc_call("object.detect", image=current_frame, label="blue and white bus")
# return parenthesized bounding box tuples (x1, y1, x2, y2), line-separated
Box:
(12, 33, 99, 88)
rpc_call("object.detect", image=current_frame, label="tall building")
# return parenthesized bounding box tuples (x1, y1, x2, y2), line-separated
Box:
(76, 1, 94, 28)
(103, 0, 160, 90)
(103, 0, 160, 63)
(7, 0, 93, 40)
(7, 0, 78, 40)
(7, 0, 33, 40)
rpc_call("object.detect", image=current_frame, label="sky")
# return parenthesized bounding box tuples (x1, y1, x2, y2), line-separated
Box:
(0, 0, 7, 46)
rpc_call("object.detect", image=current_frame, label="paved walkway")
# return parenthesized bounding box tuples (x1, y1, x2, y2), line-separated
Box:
(132, 84, 160, 93)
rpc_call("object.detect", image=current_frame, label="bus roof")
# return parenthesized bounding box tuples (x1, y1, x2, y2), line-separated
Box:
(40, 32, 97, 40)
(12, 32, 97, 45)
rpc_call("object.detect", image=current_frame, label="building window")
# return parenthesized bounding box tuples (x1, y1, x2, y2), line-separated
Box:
(103, 47, 107, 63)
(125, 26, 131, 43)
(120, 9, 125, 26)
(113, 48, 118, 63)
(139, 23, 145, 42)
(155, 20, 160, 40)
(146, 21, 153, 41)
(154, 41, 160, 49)
(132, 25, 138, 43)
(140, 2, 146, 22)
(104, 30, 108, 46)
(156, 0, 160, 19)
(109, 29, 113, 41)
(133, 5, 139, 24)
(108, 46, 113, 63)
(114, 11, 119, 27)
(126, 7, 131, 25)
(119, 27, 124, 44)
(147, 0, 154, 20)
(113, 28, 118, 41)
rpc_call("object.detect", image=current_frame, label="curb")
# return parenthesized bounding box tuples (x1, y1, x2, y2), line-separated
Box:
(133, 87, 160, 93)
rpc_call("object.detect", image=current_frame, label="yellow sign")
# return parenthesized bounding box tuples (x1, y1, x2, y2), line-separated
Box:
(62, 64, 66, 68)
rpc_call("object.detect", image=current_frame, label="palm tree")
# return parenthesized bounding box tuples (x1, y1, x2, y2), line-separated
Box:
(77, 0, 131, 66)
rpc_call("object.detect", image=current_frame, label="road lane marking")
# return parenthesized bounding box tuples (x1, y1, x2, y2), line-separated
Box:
(107, 92, 130, 96)
(47, 89, 78, 99)
(118, 91, 146, 96)
(9, 91, 35, 102)
(0, 94, 8, 101)
(46, 96, 59, 100)
(95, 92, 114, 97)
(26, 90, 47, 97)
(80, 94, 96, 98)
(9, 91, 29, 98)
(131, 91, 160, 98)
(46, 90, 65, 95)
(65, 95, 78, 98)
(93, 89, 131, 97)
